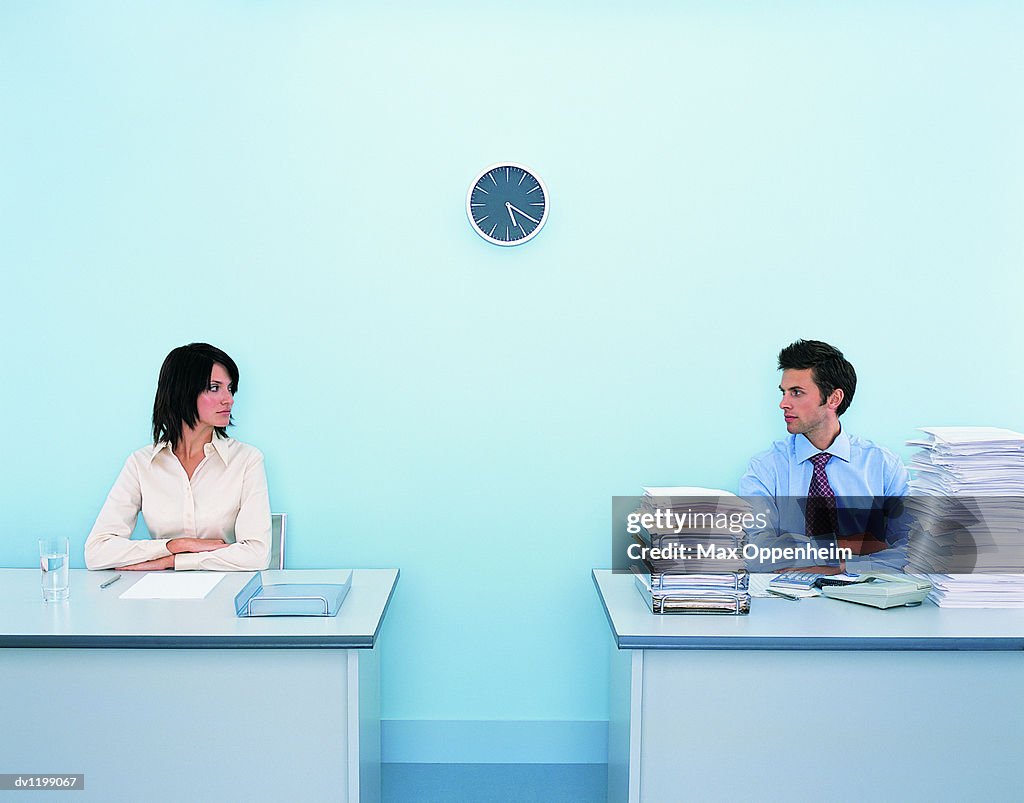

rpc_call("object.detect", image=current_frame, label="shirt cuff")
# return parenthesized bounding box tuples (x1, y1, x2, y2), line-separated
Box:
(173, 552, 201, 571)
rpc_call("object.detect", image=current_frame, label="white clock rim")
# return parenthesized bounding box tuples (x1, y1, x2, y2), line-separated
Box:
(466, 162, 549, 247)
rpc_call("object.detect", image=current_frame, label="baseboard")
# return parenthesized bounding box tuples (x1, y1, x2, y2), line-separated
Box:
(381, 720, 608, 764)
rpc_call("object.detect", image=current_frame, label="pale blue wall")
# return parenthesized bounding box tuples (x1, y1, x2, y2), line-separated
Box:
(3, 1, 1022, 760)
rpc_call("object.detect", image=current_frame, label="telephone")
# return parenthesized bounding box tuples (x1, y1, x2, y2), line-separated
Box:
(819, 573, 932, 609)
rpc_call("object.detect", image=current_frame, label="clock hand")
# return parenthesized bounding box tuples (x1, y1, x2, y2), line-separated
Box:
(505, 201, 519, 228)
(507, 203, 540, 225)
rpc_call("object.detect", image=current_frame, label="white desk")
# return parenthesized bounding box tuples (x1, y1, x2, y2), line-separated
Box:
(594, 570, 1024, 803)
(0, 568, 398, 803)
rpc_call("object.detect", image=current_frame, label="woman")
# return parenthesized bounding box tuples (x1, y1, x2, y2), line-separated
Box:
(85, 343, 271, 571)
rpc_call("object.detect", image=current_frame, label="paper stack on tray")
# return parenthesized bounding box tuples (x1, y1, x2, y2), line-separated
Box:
(633, 569, 751, 614)
(631, 486, 752, 615)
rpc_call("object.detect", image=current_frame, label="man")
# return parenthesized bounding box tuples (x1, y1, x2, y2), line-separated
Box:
(739, 339, 909, 573)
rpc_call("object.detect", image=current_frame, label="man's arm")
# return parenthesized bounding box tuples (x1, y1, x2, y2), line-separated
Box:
(844, 457, 911, 573)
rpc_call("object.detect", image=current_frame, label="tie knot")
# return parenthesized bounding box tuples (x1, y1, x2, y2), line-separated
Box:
(811, 452, 831, 469)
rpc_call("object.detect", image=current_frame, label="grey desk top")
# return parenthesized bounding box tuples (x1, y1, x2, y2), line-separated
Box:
(593, 569, 1024, 651)
(0, 568, 399, 649)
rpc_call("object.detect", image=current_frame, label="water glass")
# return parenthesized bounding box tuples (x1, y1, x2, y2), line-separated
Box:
(39, 536, 70, 603)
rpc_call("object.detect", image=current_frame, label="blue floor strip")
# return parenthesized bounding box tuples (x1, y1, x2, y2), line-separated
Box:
(382, 763, 608, 803)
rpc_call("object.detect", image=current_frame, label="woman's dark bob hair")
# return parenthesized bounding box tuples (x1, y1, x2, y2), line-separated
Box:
(152, 343, 239, 448)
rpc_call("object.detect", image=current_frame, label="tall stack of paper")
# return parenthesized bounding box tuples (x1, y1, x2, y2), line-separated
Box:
(906, 427, 1024, 607)
(907, 427, 1024, 495)
(631, 486, 752, 615)
(924, 575, 1024, 608)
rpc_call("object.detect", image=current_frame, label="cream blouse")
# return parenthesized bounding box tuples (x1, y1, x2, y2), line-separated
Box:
(85, 435, 271, 571)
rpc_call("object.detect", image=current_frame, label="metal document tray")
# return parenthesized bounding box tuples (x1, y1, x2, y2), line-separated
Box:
(234, 572, 352, 617)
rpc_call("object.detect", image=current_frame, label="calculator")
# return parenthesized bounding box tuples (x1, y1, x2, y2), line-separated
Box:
(770, 571, 862, 590)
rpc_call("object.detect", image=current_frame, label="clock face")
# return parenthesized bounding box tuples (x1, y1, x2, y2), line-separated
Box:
(466, 163, 549, 246)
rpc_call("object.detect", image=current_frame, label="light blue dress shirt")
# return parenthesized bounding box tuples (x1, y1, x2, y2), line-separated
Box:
(739, 430, 910, 572)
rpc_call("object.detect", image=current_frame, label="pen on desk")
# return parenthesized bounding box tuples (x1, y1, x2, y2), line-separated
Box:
(767, 587, 800, 601)
(100, 574, 122, 589)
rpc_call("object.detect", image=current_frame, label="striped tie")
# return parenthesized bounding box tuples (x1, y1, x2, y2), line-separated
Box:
(806, 452, 839, 537)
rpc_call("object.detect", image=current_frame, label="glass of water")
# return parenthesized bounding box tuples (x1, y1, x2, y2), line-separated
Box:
(39, 536, 70, 602)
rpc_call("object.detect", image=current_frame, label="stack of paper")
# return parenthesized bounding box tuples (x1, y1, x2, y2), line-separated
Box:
(631, 486, 752, 614)
(633, 486, 750, 571)
(906, 427, 1024, 603)
(906, 427, 1024, 495)
(922, 574, 1024, 608)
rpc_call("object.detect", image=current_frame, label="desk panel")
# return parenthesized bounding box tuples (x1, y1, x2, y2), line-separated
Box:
(0, 569, 397, 803)
(595, 570, 1024, 803)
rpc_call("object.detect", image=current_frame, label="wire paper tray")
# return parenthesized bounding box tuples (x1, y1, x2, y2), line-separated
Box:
(234, 572, 352, 617)
(634, 572, 751, 615)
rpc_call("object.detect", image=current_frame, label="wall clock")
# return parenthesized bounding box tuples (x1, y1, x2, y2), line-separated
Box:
(466, 163, 549, 246)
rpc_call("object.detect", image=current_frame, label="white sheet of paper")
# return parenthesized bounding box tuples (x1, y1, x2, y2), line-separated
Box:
(642, 486, 738, 497)
(119, 572, 225, 600)
(919, 426, 1024, 444)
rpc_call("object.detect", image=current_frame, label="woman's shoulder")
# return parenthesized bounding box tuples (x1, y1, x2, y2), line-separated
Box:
(212, 435, 265, 463)
(126, 442, 171, 464)
(123, 438, 264, 466)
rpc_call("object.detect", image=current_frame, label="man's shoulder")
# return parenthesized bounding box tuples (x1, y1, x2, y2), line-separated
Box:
(748, 435, 797, 466)
(739, 436, 797, 495)
(844, 433, 910, 494)
(846, 433, 902, 463)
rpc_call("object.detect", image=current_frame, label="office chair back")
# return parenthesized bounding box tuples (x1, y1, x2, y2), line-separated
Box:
(270, 513, 287, 569)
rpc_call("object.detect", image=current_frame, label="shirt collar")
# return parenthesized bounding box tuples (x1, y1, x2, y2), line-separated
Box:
(148, 441, 172, 463)
(148, 433, 231, 464)
(794, 429, 851, 464)
(208, 432, 232, 464)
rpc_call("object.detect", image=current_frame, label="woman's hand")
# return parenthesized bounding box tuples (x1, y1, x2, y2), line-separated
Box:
(167, 538, 229, 554)
(117, 555, 175, 571)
